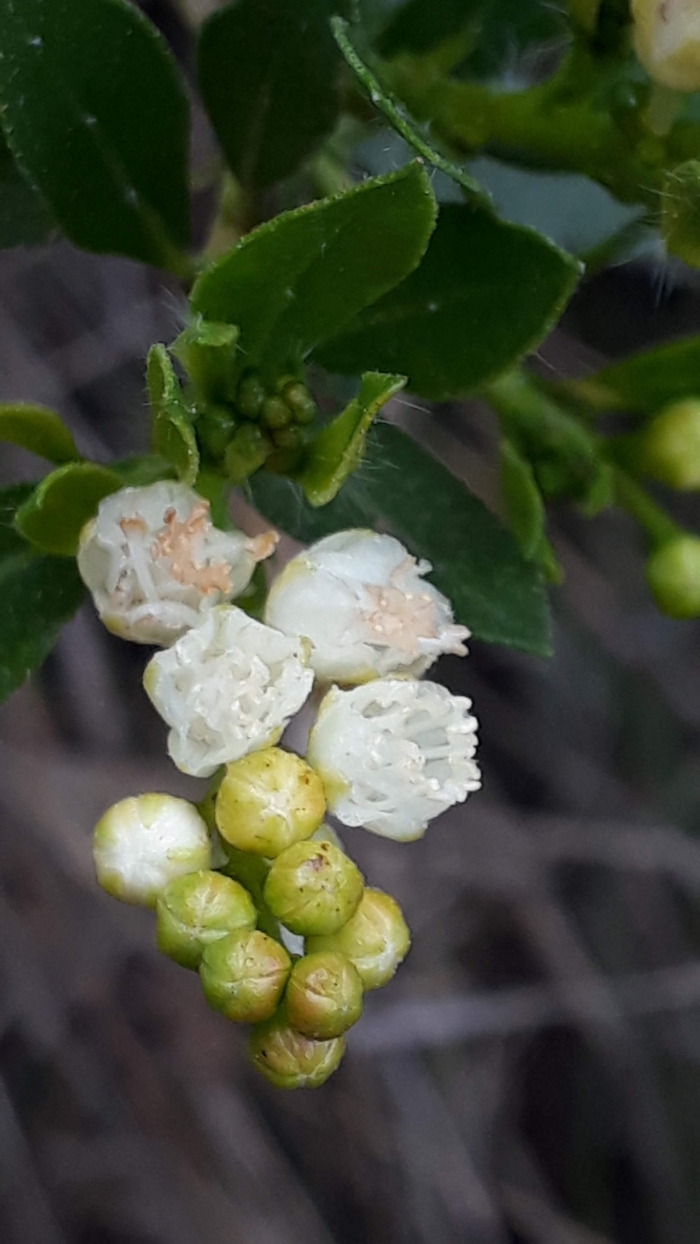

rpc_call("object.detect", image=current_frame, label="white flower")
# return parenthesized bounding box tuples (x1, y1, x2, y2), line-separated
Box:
(144, 605, 314, 777)
(78, 480, 277, 646)
(264, 529, 469, 684)
(93, 794, 211, 906)
(307, 678, 480, 841)
(632, 0, 700, 91)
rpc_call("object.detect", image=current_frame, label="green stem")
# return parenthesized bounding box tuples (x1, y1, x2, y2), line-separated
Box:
(612, 469, 681, 547)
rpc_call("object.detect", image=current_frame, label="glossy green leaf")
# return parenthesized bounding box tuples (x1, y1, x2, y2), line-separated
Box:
(0, 485, 84, 701)
(147, 346, 199, 486)
(250, 423, 551, 654)
(198, 0, 346, 189)
(563, 336, 700, 416)
(191, 163, 437, 385)
(0, 136, 53, 248)
(319, 204, 580, 400)
(0, 0, 191, 272)
(0, 404, 79, 463)
(14, 463, 122, 556)
(299, 371, 406, 506)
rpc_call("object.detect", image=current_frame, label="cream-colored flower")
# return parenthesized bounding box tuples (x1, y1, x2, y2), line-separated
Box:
(78, 481, 277, 646)
(93, 794, 211, 906)
(144, 606, 314, 777)
(632, 0, 700, 91)
(265, 529, 468, 683)
(307, 678, 480, 841)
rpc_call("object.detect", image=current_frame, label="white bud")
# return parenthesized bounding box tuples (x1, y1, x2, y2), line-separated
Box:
(632, 0, 700, 92)
(144, 606, 314, 778)
(307, 679, 480, 841)
(78, 481, 277, 646)
(93, 794, 211, 906)
(264, 529, 468, 684)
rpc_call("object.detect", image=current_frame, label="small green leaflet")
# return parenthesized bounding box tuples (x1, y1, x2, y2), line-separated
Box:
(14, 463, 123, 556)
(0, 403, 79, 463)
(500, 438, 562, 583)
(171, 318, 240, 405)
(561, 335, 700, 416)
(0, 484, 85, 702)
(298, 371, 406, 506)
(198, 0, 347, 189)
(191, 163, 437, 386)
(0, 0, 191, 272)
(250, 424, 552, 655)
(147, 346, 199, 486)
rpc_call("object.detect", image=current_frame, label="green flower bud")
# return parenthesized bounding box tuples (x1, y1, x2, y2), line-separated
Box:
(641, 398, 700, 489)
(93, 794, 211, 907)
(156, 870, 257, 969)
(236, 372, 266, 420)
(261, 396, 293, 430)
(646, 535, 700, 618)
(307, 888, 410, 990)
(197, 405, 237, 462)
(282, 382, 317, 425)
(263, 839, 364, 937)
(661, 162, 700, 268)
(272, 423, 303, 450)
(215, 748, 326, 857)
(286, 951, 363, 1039)
(225, 424, 272, 484)
(248, 1005, 345, 1088)
(200, 928, 291, 1023)
(217, 845, 281, 940)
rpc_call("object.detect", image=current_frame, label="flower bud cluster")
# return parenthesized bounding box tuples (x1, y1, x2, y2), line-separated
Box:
(196, 367, 318, 481)
(83, 476, 480, 1087)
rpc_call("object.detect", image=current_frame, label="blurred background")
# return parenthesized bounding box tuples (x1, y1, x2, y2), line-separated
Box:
(3, 4, 700, 1243)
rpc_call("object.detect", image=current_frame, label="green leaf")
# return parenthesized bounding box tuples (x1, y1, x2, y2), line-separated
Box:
(171, 316, 240, 405)
(190, 162, 437, 385)
(147, 345, 199, 486)
(250, 423, 551, 654)
(319, 204, 580, 399)
(14, 463, 122, 556)
(0, 135, 53, 248)
(0, 404, 79, 463)
(563, 336, 700, 416)
(111, 454, 177, 487)
(0, 0, 191, 272)
(198, 0, 347, 190)
(0, 485, 84, 701)
(298, 371, 406, 506)
(500, 438, 544, 561)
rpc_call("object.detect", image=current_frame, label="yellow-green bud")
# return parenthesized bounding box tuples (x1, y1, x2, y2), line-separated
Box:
(199, 928, 291, 1023)
(661, 162, 700, 268)
(156, 870, 257, 970)
(632, 0, 700, 91)
(248, 1005, 345, 1088)
(646, 535, 700, 617)
(225, 424, 272, 484)
(307, 888, 410, 990)
(215, 748, 326, 857)
(282, 382, 317, 425)
(236, 372, 266, 420)
(93, 794, 211, 908)
(263, 839, 364, 937)
(641, 398, 700, 488)
(261, 395, 293, 430)
(286, 951, 363, 1039)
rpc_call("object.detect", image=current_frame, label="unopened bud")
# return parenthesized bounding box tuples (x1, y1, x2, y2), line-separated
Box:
(641, 398, 700, 488)
(215, 748, 326, 857)
(225, 424, 272, 484)
(661, 162, 700, 268)
(93, 794, 210, 907)
(646, 534, 700, 617)
(286, 951, 363, 1039)
(263, 839, 364, 936)
(632, 0, 700, 91)
(282, 382, 317, 425)
(248, 1005, 345, 1088)
(307, 888, 410, 990)
(236, 372, 266, 420)
(156, 870, 256, 969)
(199, 928, 291, 1023)
(261, 396, 293, 430)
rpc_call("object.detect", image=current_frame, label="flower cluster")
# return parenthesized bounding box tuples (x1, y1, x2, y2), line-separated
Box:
(82, 481, 480, 1088)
